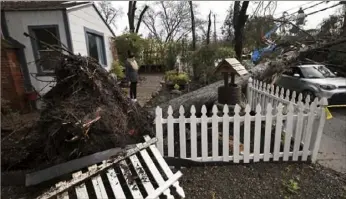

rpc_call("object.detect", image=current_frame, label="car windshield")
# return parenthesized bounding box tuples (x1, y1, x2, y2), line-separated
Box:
(300, 65, 336, 78)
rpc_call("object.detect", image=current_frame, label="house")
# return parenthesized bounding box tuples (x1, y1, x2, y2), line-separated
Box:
(1, 1, 116, 109)
(1, 36, 31, 112)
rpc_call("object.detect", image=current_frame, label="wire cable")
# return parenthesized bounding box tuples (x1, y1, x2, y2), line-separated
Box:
(287, 1, 329, 17)
(274, 2, 342, 23)
(273, 1, 315, 17)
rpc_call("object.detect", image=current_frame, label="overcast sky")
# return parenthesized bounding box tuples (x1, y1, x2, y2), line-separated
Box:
(109, 1, 342, 37)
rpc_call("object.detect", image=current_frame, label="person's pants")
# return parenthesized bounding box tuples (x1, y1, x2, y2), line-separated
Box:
(130, 82, 137, 99)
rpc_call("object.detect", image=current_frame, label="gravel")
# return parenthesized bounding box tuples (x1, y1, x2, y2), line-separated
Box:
(179, 162, 346, 199)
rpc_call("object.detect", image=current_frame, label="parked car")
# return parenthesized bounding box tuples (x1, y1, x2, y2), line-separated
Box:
(275, 64, 346, 105)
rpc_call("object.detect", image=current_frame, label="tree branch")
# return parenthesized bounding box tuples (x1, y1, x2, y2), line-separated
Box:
(135, 5, 149, 33)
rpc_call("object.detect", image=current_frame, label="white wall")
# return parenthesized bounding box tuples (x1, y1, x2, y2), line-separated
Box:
(5, 10, 68, 95)
(67, 4, 114, 71)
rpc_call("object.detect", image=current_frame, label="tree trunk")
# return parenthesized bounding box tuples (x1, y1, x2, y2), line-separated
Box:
(128, 1, 136, 33)
(343, 5, 346, 36)
(206, 11, 212, 45)
(135, 5, 149, 33)
(233, 1, 249, 60)
(189, 1, 197, 80)
(189, 1, 196, 50)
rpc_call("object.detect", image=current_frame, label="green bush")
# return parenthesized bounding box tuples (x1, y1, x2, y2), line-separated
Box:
(165, 70, 190, 85)
(174, 84, 180, 90)
(110, 61, 125, 79)
(114, 33, 147, 66)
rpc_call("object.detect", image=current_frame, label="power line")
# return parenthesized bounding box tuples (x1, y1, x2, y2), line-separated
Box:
(273, 1, 315, 17)
(274, 2, 341, 23)
(286, 1, 328, 17)
(305, 2, 341, 17)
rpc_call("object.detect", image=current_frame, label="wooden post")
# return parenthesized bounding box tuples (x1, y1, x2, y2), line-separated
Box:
(231, 73, 235, 85)
(247, 77, 253, 109)
(311, 98, 328, 163)
(223, 72, 229, 87)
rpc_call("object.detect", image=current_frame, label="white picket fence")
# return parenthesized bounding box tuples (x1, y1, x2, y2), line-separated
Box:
(155, 98, 327, 164)
(247, 78, 312, 113)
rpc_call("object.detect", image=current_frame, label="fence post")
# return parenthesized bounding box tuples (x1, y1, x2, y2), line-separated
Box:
(311, 98, 328, 163)
(167, 106, 174, 157)
(190, 105, 197, 160)
(201, 105, 208, 161)
(247, 77, 253, 110)
(155, 107, 164, 155)
(222, 105, 230, 162)
(179, 106, 186, 159)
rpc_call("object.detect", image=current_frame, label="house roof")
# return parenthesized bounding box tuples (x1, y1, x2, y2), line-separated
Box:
(0, 1, 89, 11)
(1, 1, 116, 37)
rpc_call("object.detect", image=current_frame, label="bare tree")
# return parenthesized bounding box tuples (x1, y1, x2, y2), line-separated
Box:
(143, 1, 195, 42)
(189, 1, 196, 50)
(128, 1, 137, 33)
(233, 1, 249, 60)
(142, 7, 161, 40)
(97, 1, 123, 28)
(206, 11, 212, 45)
(128, 1, 149, 33)
(342, 4, 346, 36)
(221, 3, 234, 43)
(135, 5, 149, 33)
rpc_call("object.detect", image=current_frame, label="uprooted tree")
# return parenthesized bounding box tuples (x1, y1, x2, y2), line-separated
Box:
(2, 36, 154, 170)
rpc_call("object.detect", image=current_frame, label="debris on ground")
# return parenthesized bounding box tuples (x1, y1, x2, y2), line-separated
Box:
(1, 53, 154, 171)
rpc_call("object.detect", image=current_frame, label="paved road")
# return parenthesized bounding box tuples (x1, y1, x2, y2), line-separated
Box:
(318, 108, 346, 174)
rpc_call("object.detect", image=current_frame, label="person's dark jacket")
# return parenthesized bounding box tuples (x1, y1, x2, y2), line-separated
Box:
(125, 59, 138, 82)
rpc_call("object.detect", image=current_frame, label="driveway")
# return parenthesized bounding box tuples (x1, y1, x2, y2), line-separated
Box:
(137, 73, 164, 106)
(318, 108, 346, 174)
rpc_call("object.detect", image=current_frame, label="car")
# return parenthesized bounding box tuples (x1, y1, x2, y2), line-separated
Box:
(275, 64, 346, 105)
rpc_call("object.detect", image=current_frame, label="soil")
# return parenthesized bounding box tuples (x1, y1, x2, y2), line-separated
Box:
(179, 162, 346, 199)
(1, 53, 154, 172)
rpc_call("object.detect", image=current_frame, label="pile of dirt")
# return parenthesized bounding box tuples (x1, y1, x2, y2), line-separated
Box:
(1, 53, 154, 171)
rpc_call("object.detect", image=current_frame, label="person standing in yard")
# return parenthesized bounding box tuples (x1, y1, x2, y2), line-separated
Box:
(125, 51, 139, 102)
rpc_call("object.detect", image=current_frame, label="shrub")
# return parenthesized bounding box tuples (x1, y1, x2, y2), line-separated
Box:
(110, 60, 125, 79)
(114, 33, 147, 66)
(165, 70, 190, 85)
(174, 84, 180, 90)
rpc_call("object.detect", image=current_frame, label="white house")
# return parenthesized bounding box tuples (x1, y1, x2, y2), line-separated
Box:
(1, 1, 115, 108)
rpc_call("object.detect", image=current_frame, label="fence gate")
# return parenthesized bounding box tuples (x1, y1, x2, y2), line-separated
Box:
(37, 136, 185, 199)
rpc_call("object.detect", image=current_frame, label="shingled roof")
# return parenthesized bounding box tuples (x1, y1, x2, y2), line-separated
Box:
(1, 1, 115, 36)
(1, 1, 90, 11)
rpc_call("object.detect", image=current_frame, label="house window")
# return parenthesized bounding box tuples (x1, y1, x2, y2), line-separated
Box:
(85, 28, 106, 66)
(29, 26, 61, 74)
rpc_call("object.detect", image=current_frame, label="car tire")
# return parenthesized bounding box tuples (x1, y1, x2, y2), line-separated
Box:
(302, 90, 316, 102)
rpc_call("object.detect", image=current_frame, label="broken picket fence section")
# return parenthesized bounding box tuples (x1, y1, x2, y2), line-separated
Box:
(155, 97, 327, 164)
(37, 136, 185, 199)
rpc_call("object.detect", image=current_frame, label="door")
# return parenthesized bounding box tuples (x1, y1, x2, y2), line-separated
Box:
(275, 67, 304, 93)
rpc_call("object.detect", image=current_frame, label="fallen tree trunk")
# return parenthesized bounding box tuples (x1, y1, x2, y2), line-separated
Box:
(151, 38, 346, 117)
(148, 55, 293, 117)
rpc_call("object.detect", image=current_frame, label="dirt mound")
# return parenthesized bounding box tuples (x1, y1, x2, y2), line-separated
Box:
(1, 54, 154, 171)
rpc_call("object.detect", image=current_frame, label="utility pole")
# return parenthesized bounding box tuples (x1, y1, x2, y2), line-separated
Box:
(213, 14, 217, 43)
